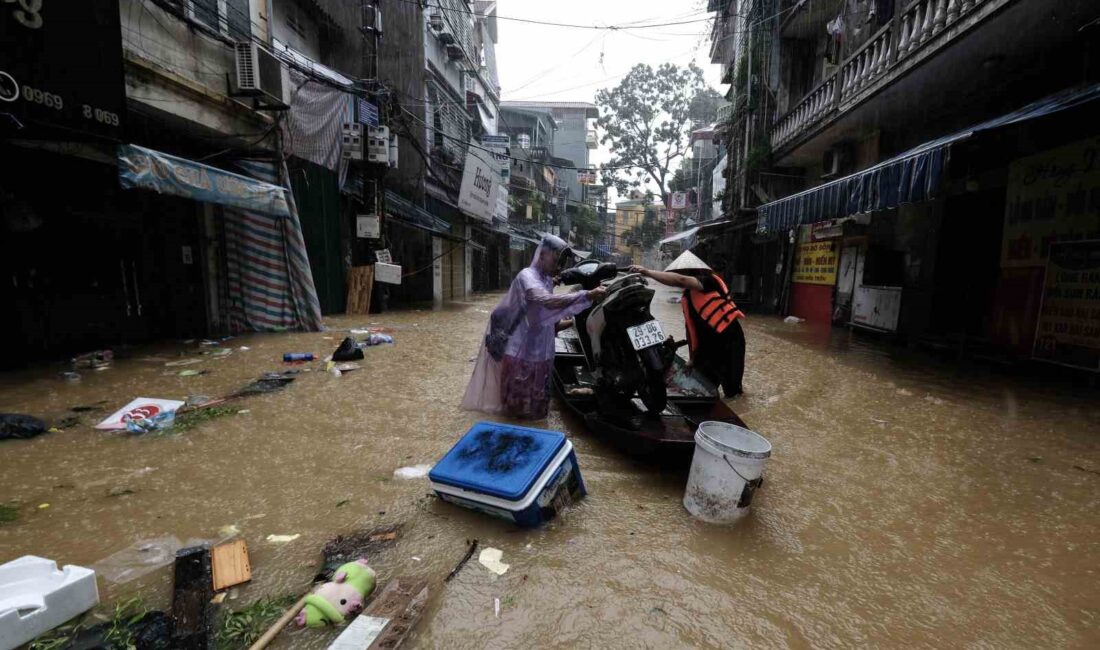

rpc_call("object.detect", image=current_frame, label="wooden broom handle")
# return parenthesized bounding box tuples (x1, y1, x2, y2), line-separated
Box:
(247, 594, 308, 650)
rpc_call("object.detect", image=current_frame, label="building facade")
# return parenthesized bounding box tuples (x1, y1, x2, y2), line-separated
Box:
(500, 101, 598, 220)
(705, 0, 1100, 371)
(378, 0, 508, 306)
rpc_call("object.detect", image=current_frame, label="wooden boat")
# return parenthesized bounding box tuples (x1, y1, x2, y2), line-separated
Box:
(552, 333, 747, 467)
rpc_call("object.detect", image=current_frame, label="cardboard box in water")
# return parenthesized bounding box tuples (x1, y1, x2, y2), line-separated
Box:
(429, 422, 586, 527)
(374, 262, 402, 285)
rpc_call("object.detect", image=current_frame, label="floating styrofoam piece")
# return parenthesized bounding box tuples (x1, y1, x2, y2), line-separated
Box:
(393, 464, 433, 480)
(0, 555, 99, 650)
(478, 548, 510, 576)
(327, 615, 389, 650)
(95, 398, 185, 430)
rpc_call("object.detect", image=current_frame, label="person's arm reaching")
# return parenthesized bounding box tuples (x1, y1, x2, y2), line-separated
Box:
(521, 270, 607, 327)
(628, 266, 703, 292)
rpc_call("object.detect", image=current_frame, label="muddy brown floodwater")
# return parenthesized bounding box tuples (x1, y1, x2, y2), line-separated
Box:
(2, 285, 1099, 649)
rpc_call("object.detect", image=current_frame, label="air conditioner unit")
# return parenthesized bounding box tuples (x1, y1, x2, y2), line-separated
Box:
(428, 12, 444, 31)
(445, 43, 464, 60)
(234, 42, 284, 104)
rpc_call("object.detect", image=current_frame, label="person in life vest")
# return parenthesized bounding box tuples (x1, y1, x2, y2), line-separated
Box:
(629, 250, 746, 397)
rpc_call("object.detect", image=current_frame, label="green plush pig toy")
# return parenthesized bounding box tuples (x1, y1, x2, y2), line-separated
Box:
(295, 558, 376, 627)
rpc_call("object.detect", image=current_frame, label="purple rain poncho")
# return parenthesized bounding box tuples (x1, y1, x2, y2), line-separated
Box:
(462, 235, 591, 419)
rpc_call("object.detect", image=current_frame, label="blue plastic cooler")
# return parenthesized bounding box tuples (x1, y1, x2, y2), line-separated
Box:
(429, 422, 586, 527)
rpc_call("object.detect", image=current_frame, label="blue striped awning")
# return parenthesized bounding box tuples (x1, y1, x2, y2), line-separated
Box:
(118, 145, 291, 218)
(757, 82, 1100, 234)
(385, 190, 452, 236)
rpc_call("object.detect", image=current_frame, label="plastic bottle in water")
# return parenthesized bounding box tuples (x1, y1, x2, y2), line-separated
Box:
(283, 353, 315, 362)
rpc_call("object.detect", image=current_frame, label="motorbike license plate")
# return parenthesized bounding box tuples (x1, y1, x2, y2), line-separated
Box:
(627, 320, 665, 351)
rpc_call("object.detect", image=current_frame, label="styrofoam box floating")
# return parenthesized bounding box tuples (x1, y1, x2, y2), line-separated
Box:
(0, 556, 100, 650)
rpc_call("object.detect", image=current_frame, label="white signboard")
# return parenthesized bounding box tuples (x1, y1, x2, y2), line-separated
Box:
(96, 397, 185, 430)
(670, 192, 687, 210)
(480, 135, 510, 181)
(374, 262, 402, 285)
(375, 248, 392, 264)
(495, 186, 509, 222)
(356, 214, 380, 239)
(458, 149, 498, 223)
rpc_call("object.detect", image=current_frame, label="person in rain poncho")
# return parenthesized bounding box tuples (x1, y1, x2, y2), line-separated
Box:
(630, 250, 746, 397)
(463, 235, 607, 419)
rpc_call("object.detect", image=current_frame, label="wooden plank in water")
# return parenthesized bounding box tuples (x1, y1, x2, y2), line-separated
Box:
(172, 545, 216, 650)
(211, 539, 252, 591)
(346, 265, 374, 315)
(362, 577, 430, 650)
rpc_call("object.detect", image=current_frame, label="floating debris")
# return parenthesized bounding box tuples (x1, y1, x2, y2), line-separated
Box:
(478, 547, 510, 576)
(393, 464, 433, 479)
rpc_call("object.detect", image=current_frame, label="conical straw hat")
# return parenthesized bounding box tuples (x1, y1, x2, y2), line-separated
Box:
(664, 250, 711, 273)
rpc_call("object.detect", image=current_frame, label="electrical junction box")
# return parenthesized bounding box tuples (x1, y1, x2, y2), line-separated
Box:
(356, 214, 380, 239)
(342, 123, 363, 160)
(367, 126, 390, 164)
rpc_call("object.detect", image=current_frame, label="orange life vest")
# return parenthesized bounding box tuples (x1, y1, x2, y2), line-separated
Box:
(682, 274, 745, 355)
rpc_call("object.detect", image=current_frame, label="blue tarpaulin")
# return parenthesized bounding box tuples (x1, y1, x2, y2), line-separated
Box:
(757, 83, 1100, 234)
(118, 145, 291, 218)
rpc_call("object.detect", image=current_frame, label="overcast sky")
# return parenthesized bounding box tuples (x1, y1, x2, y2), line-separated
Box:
(493, 1, 727, 207)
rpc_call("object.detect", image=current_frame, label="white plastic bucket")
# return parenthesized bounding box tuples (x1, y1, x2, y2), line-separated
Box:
(683, 421, 772, 523)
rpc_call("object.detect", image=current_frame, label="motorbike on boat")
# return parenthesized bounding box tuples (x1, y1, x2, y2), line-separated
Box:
(558, 260, 676, 416)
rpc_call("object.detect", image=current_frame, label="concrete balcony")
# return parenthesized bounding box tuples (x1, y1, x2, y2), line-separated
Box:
(586, 129, 598, 149)
(769, 0, 1097, 167)
(717, 103, 734, 126)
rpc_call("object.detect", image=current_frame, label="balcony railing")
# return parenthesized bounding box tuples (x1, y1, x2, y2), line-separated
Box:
(717, 103, 734, 124)
(771, 0, 991, 151)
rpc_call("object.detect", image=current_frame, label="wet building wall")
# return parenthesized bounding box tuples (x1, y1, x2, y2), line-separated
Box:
(0, 146, 211, 367)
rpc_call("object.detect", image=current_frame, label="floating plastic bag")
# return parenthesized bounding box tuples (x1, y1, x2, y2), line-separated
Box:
(125, 410, 177, 434)
(93, 536, 208, 584)
(360, 333, 394, 347)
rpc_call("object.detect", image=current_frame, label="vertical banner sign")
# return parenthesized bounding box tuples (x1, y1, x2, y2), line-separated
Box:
(479, 135, 510, 181)
(792, 240, 839, 285)
(0, 0, 125, 139)
(1033, 240, 1100, 371)
(458, 149, 498, 223)
(1002, 137, 1100, 268)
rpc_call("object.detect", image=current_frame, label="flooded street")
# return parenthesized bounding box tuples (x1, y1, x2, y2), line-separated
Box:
(2, 286, 1099, 649)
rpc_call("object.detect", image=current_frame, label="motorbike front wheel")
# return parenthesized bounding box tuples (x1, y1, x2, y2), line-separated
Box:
(636, 356, 667, 414)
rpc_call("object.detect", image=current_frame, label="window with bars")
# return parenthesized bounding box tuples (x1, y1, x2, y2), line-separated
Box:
(432, 0, 475, 64)
(428, 82, 470, 162)
(181, 0, 252, 42)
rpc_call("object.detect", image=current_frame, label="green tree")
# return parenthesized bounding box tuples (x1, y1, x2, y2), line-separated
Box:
(622, 208, 665, 250)
(596, 63, 714, 204)
(571, 205, 602, 248)
(689, 88, 724, 125)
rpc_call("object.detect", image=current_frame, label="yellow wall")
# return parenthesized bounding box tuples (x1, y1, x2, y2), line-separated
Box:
(613, 203, 653, 263)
